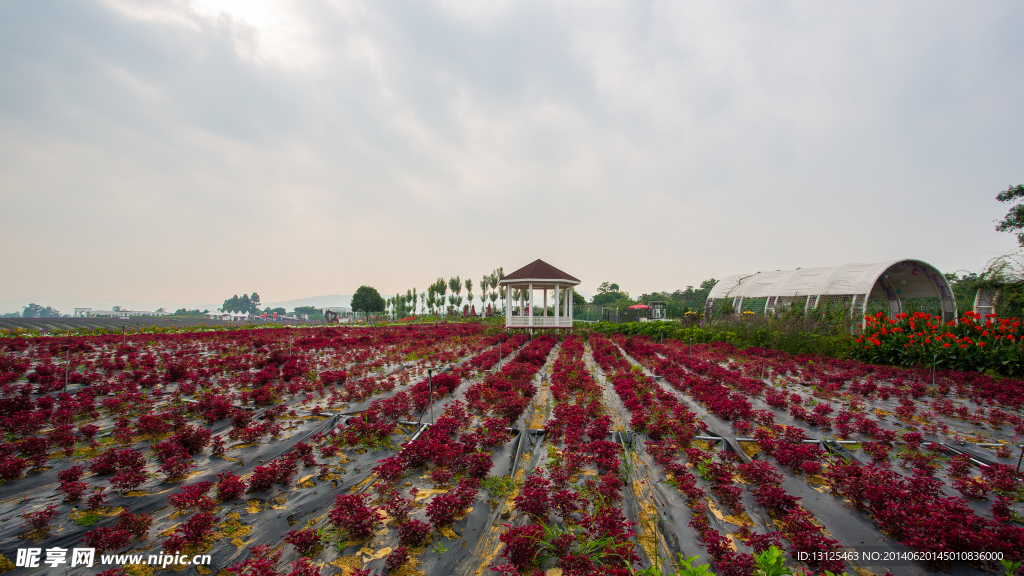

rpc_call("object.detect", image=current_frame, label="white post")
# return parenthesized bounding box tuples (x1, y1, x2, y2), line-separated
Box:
(506, 285, 512, 326)
(528, 282, 533, 327)
(543, 289, 547, 318)
(555, 283, 560, 326)
(569, 287, 574, 323)
(565, 286, 569, 325)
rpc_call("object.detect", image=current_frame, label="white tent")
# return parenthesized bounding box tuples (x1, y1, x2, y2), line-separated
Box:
(706, 259, 957, 327)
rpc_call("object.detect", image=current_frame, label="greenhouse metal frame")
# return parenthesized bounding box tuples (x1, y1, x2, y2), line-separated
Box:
(705, 259, 958, 328)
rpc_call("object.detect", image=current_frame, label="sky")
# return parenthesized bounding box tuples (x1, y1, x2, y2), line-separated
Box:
(1, 0, 1023, 312)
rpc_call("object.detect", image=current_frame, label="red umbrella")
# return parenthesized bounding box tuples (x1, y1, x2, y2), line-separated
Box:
(627, 304, 651, 310)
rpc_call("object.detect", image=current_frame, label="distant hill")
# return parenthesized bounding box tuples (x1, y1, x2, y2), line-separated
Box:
(262, 294, 353, 310)
(0, 296, 219, 316)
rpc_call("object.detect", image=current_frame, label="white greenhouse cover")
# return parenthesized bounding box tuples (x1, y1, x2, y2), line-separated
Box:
(708, 260, 949, 301)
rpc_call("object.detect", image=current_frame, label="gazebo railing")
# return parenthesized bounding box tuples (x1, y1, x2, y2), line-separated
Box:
(507, 317, 573, 327)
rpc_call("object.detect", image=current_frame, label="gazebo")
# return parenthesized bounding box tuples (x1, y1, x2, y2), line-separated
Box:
(499, 259, 579, 329)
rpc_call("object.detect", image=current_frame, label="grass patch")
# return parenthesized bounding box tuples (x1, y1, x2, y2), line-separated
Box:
(481, 475, 514, 507)
(73, 511, 101, 527)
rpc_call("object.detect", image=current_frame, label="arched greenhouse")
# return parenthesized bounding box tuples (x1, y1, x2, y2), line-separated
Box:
(705, 259, 958, 327)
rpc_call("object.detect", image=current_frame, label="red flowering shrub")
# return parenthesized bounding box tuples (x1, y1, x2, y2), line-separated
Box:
(513, 473, 552, 519)
(952, 476, 989, 500)
(498, 523, 545, 568)
(384, 546, 409, 572)
(168, 481, 215, 512)
(211, 435, 226, 457)
(116, 511, 153, 539)
(320, 370, 347, 386)
(226, 544, 283, 575)
(284, 527, 324, 556)
(247, 464, 278, 493)
(426, 478, 478, 528)
(83, 526, 132, 552)
(90, 448, 144, 476)
(163, 511, 216, 552)
(110, 467, 148, 492)
(20, 504, 59, 536)
(79, 423, 100, 444)
(0, 455, 28, 480)
(136, 412, 170, 438)
(329, 493, 383, 540)
(398, 518, 431, 547)
(862, 441, 891, 462)
(87, 488, 108, 510)
(216, 471, 247, 501)
(286, 558, 322, 576)
(172, 425, 212, 454)
(382, 491, 412, 523)
(61, 480, 88, 502)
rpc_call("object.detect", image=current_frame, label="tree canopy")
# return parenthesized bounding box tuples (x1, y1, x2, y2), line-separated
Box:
(351, 286, 386, 314)
(592, 282, 629, 307)
(995, 184, 1024, 245)
(21, 303, 61, 318)
(572, 291, 586, 308)
(221, 292, 262, 314)
(293, 306, 324, 320)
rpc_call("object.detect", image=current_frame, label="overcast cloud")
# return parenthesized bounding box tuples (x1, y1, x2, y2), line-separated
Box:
(1, 0, 1022, 309)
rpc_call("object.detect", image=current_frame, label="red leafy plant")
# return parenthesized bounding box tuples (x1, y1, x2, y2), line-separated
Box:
(58, 465, 88, 502)
(83, 526, 133, 553)
(284, 527, 324, 556)
(384, 546, 409, 572)
(20, 504, 59, 537)
(116, 510, 153, 539)
(163, 510, 216, 552)
(398, 518, 431, 547)
(169, 481, 216, 512)
(329, 493, 383, 540)
(216, 471, 247, 501)
(426, 478, 479, 529)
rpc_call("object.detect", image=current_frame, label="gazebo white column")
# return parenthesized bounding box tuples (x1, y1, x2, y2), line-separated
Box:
(554, 283, 560, 323)
(528, 282, 533, 325)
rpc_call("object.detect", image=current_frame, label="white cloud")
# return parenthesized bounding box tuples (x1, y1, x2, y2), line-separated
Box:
(0, 0, 1022, 306)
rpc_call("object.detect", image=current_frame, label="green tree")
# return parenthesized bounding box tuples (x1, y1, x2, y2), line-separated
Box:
(22, 303, 61, 318)
(465, 278, 474, 312)
(996, 184, 1024, 245)
(448, 276, 463, 315)
(435, 278, 447, 316)
(480, 275, 490, 310)
(592, 282, 629, 307)
(573, 291, 586, 309)
(293, 306, 324, 321)
(489, 269, 503, 313)
(351, 286, 385, 317)
(223, 293, 244, 311)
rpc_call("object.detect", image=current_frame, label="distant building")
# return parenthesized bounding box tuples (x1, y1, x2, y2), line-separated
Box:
(207, 311, 253, 321)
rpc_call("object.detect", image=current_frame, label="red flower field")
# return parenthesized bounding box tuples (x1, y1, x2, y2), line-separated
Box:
(0, 324, 1021, 575)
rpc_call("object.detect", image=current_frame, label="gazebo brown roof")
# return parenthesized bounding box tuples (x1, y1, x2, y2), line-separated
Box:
(499, 259, 580, 285)
(499, 259, 579, 329)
